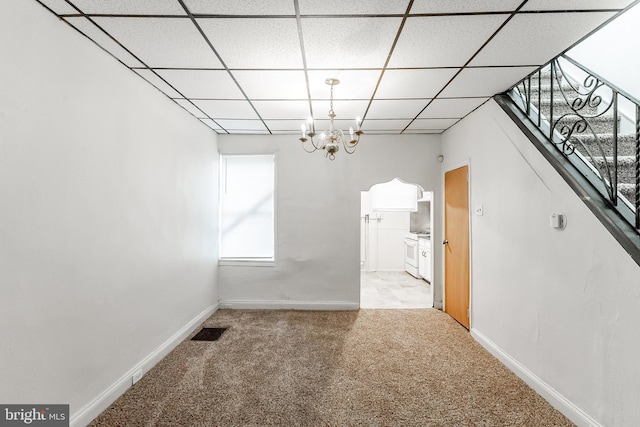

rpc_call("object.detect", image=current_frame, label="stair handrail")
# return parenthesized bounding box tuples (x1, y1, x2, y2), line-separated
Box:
(507, 54, 640, 233)
(560, 53, 640, 107)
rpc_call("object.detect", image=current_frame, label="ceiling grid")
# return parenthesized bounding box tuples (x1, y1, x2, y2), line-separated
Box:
(34, 0, 636, 135)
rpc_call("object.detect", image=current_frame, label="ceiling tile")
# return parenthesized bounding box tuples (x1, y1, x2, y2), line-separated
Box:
(155, 70, 244, 99)
(173, 99, 207, 118)
(375, 69, 459, 99)
(403, 129, 444, 134)
(200, 118, 224, 131)
(311, 100, 369, 122)
(388, 15, 509, 68)
(360, 120, 412, 131)
(69, 0, 187, 15)
(410, 0, 523, 13)
(418, 97, 488, 118)
(37, 0, 78, 14)
(227, 130, 271, 134)
(183, 0, 295, 15)
(302, 17, 402, 69)
(366, 130, 404, 134)
(252, 100, 311, 119)
(299, 0, 409, 15)
(365, 99, 430, 119)
(65, 17, 144, 67)
(439, 67, 536, 97)
(264, 120, 309, 132)
(133, 69, 182, 98)
(307, 70, 381, 100)
(192, 100, 259, 119)
(215, 120, 268, 132)
(311, 119, 365, 132)
(471, 12, 616, 66)
(521, 0, 633, 11)
(406, 118, 459, 130)
(197, 18, 302, 69)
(271, 130, 301, 135)
(232, 70, 308, 100)
(92, 17, 222, 68)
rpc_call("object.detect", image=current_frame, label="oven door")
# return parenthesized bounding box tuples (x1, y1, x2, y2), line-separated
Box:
(405, 238, 419, 268)
(405, 238, 419, 277)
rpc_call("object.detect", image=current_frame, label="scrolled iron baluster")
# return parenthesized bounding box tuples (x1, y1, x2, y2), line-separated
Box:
(553, 114, 616, 201)
(612, 92, 618, 206)
(555, 119, 582, 155)
(526, 76, 531, 116)
(538, 70, 542, 127)
(636, 104, 640, 229)
(554, 58, 613, 119)
(507, 54, 640, 231)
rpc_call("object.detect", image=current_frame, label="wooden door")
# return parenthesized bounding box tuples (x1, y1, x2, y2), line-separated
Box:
(444, 165, 470, 329)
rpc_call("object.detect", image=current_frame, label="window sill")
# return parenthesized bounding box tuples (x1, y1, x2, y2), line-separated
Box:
(218, 259, 276, 267)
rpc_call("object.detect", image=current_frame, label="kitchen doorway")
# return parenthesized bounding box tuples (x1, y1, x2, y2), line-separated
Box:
(360, 179, 434, 309)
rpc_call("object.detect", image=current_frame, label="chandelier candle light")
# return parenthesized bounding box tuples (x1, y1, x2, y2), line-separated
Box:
(300, 78, 363, 160)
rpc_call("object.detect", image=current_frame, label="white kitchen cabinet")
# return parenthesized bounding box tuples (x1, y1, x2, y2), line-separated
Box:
(418, 237, 432, 283)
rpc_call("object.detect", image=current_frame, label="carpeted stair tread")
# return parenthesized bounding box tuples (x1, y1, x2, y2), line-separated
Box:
(618, 183, 638, 205)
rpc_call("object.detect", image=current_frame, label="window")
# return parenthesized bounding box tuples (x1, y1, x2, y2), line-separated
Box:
(219, 154, 275, 262)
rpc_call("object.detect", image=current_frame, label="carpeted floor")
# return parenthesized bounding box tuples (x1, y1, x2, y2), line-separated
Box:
(90, 309, 574, 426)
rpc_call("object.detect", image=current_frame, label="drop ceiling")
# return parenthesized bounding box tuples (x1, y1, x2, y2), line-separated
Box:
(35, 0, 636, 135)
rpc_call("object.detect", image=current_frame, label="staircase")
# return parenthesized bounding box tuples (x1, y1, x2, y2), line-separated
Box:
(507, 55, 639, 232)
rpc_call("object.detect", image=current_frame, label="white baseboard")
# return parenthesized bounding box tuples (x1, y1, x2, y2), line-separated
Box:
(70, 303, 218, 427)
(219, 300, 359, 310)
(471, 328, 601, 427)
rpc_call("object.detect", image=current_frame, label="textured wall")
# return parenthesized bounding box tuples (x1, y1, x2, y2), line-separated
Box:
(0, 1, 219, 423)
(442, 100, 640, 426)
(217, 134, 442, 309)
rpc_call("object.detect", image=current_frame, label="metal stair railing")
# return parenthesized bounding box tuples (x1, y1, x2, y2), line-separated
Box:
(507, 54, 640, 233)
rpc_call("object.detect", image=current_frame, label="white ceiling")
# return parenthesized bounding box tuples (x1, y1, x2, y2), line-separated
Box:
(35, 0, 636, 135)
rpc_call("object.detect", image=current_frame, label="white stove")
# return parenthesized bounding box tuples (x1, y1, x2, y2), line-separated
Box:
(404, 234, 420, 277)
(405, 232, 430, 278)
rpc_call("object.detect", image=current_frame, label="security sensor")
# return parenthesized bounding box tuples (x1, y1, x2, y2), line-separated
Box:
(550, 213, 566, 230)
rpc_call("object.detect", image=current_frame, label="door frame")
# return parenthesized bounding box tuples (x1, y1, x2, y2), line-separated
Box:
(441, 160, 473, 329)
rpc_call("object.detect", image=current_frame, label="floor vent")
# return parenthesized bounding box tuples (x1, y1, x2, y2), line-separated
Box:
(191, 327, 227, 342)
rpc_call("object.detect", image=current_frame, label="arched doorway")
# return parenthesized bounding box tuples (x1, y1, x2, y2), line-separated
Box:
(360, 178, 434, 309)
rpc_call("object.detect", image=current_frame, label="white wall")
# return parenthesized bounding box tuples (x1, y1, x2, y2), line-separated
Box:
(0, 2, 219, 425)
(567, 3, 640, 100)
(361, 191, 410, 272)
(442, 100, 640, 426)
(374, 211, 409, 271)
(217, 134, 442, 309)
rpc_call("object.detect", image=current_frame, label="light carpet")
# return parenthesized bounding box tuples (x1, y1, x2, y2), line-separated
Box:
(90, 309, 574, 426)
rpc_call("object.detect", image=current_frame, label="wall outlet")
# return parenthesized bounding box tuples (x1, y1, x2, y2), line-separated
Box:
(475, 205, 483, 216)
(132, 369, 143, 385)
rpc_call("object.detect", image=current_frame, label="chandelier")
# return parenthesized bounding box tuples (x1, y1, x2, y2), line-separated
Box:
(299, 78, 363, 160)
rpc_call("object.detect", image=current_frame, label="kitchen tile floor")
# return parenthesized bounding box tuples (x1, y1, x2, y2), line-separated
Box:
(360, 271, 433, 309)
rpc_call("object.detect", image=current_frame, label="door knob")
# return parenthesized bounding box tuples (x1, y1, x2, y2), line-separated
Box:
(442, 239, 449, 245)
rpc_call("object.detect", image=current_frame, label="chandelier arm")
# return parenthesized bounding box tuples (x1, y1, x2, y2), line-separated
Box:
(343, 131, 362, 154)
(300, 142, 319, 153)
(300, 135, 325, 153)
(343, 140, 358, 154)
